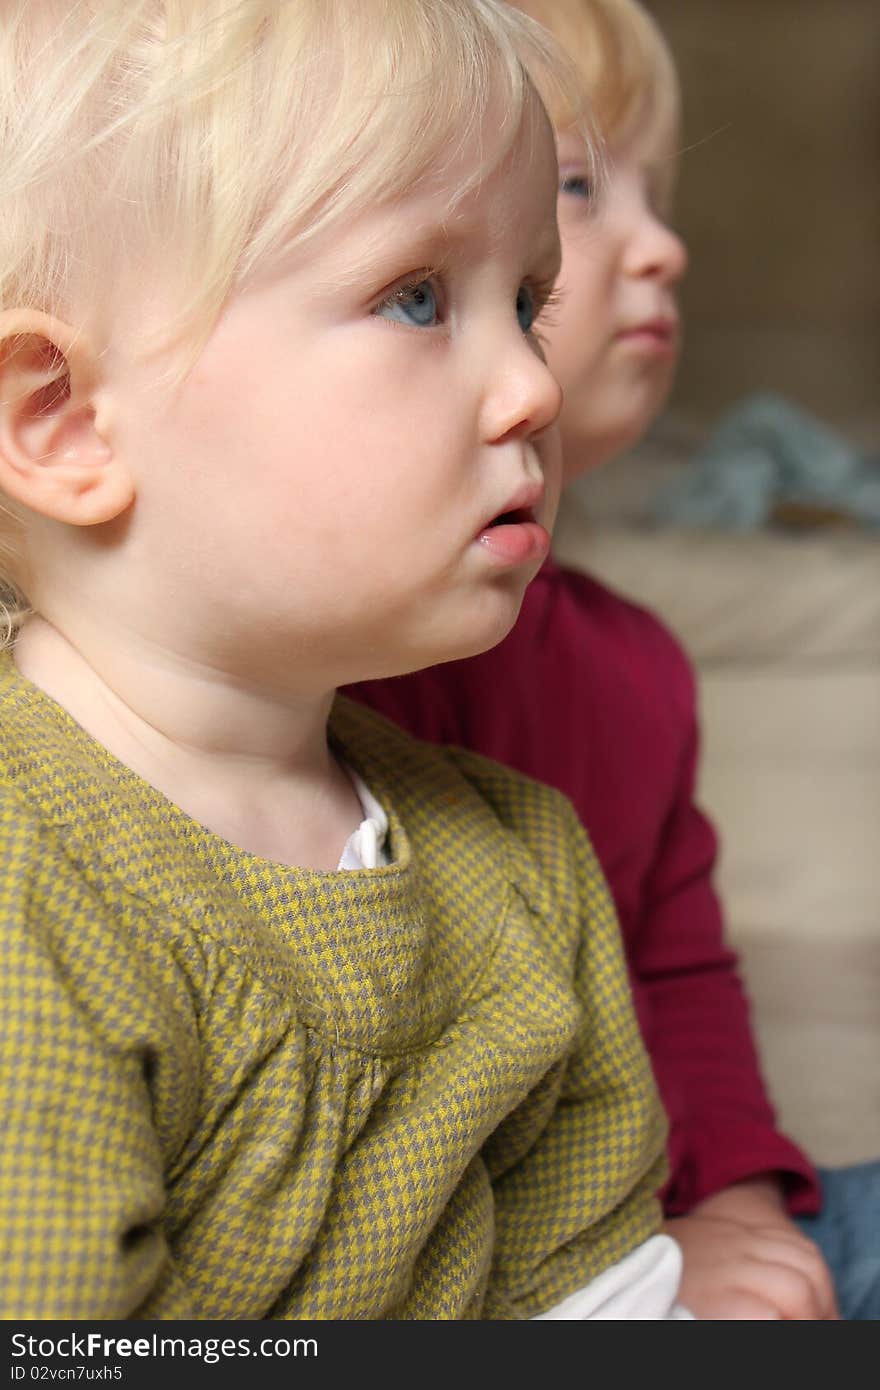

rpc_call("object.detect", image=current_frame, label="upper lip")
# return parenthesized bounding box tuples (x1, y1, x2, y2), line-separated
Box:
(480, 478, 545, 532)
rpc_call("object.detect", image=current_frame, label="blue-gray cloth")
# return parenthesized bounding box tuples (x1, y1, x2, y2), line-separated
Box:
(653, 392, 880, 530)
(796, 1159, 880, 1320)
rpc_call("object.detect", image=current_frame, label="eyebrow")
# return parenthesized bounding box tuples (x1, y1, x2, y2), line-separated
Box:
(311, 217, 476, 297)
(313, 199, 561, 299)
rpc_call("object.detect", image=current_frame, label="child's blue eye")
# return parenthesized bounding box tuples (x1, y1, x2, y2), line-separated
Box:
(559, 175, 592, 200)
(516, 286, 536, 333)
(375, 279, 438, 327)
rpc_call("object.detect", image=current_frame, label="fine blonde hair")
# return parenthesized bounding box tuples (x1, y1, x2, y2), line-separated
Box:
(0, 0, 593, 632)
(1, 0, 591, 354)
(511, 0, 681, 163)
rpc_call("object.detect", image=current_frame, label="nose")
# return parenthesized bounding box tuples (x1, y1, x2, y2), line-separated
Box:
(480, 336, 563, 445)
(624, 209, 688, 287)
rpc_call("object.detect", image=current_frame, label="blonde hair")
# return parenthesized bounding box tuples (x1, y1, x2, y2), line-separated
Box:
(1, 0, 590, 352)
(510, 0, 681, 156)
(0, 0, 592, 634)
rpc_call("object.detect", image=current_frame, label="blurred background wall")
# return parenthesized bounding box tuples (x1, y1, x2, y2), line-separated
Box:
(644, 0, 880, 446)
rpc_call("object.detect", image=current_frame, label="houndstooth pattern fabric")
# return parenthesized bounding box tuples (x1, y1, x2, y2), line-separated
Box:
(0, 652, 666, 1319)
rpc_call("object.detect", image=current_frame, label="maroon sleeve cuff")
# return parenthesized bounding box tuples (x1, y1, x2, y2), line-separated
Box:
(662, 1118, 823, 1217)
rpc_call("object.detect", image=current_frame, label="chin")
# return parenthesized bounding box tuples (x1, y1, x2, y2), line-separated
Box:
(433, 584, 530, 668)
(561, 420, 643, 475)
(561, 398, 670, 474)
(352, 589, 526, 683)
(444, 612, 523, 667)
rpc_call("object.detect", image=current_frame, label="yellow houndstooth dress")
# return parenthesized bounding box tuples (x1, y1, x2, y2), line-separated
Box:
(0, 652, 666, 1318)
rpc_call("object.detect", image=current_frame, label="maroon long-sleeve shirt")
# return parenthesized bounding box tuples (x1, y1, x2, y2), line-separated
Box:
(347, 555, 821, 1215)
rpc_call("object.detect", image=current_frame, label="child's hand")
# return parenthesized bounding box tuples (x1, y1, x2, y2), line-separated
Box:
(664, 1178, 839, 1319)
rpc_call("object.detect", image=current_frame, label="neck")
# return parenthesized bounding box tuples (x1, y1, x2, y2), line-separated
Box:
(13, 615, 364, 869)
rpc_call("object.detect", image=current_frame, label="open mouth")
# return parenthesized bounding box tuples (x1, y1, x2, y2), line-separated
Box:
(477, 490, 549, 568)
(485, 505, 536, 528)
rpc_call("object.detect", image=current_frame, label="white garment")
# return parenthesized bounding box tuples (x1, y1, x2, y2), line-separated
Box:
(336, 768, 391, 870)
(534, 1234, 694, 1320)
(335, 770, 693, 1320)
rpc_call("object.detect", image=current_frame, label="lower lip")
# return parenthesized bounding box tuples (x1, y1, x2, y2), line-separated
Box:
(616, 328, 678, 357)
(477, 519, 551, 567)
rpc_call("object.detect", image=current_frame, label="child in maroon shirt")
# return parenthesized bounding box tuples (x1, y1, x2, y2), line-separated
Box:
(350, 0, 880, 1320)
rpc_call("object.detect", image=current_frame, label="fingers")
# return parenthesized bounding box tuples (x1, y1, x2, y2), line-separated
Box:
(667, 1210, 841, 1320)
(698, 1291, 782, 1320)
(740, 1228, 839, 1319)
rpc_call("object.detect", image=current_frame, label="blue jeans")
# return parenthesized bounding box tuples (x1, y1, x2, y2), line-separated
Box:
(795, 1160, 880, 1319)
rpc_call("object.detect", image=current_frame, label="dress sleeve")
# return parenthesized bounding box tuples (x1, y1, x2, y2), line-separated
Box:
(0, 825, 195, 1318)
(483, 797, 669, 1317)
(633, 707, 822, 1216)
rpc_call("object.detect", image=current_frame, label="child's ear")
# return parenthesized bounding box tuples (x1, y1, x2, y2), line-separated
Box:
(0, 310, 134, 526)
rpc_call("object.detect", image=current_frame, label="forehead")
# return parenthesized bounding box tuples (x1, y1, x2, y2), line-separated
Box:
(439, 95, 560, 247)
(614, 103, 678, 166)
(300, 93, 561, 283)
(556, 107, 673, 174)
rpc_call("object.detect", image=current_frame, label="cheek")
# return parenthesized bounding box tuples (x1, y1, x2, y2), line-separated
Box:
(313, 351, 472, 493)
(168, 333, 474, 556)
(558, 358, 673, 468)
(539, 432, 564, 524)
(544, 256, 612, 391)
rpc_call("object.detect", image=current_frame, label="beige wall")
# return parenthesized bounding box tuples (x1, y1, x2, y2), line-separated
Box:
(644, 0, 880, 440)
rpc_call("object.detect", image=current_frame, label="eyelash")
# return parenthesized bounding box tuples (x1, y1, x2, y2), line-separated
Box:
(559, 174, 593, 201)
(527, 285, 562, 353)
(372, 270, 444, 325)
(373, 271, 561, 337)
(525, 279, 558, 325)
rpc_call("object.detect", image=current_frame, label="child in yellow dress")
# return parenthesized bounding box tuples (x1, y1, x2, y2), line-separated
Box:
(0, 0, 689, 1320)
